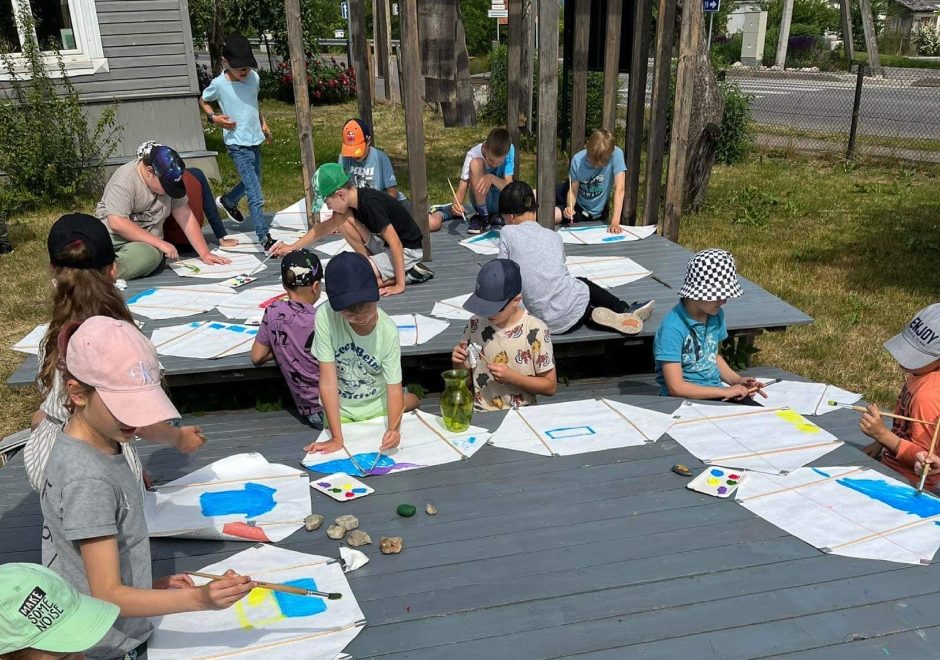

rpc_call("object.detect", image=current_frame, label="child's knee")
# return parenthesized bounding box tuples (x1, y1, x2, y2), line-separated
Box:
(428, 213, 442, 232)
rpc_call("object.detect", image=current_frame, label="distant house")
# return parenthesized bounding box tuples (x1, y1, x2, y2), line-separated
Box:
(0, 0, 218, 177)
(885, 0, 940, 42)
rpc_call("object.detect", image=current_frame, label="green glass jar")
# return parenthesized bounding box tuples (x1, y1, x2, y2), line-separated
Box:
(440, 369, 473, 432)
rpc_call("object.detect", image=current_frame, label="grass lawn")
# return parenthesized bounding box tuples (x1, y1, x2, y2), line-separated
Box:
(0, 99, 938, 437)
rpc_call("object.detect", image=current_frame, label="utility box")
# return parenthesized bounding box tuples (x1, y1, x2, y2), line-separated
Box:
(740, 11, 768, 67)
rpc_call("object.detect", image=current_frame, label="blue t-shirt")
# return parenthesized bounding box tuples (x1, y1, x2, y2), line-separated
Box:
(568, 146, 627, 217)
(339, 147, 404, 199)
(202, 69, 265, 147)
(460, 143, 516, 182)
(654, 302, 728, 395)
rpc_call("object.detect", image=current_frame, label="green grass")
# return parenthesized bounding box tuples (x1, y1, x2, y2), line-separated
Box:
(854, 52, 940, 70)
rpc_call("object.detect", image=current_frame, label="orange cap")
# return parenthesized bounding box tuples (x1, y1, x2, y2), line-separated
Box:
(340, 119, 369, 158)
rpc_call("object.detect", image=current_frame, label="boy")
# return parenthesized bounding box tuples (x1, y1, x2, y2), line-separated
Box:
(654, 249, 765, 400)
(338, 118, 403, 199)
(251, 249, 325, 429)
(554, 128, 627, 234)
(860, 303, 940, 490)
(451, 259, 557, 411)
(199, 33, 275, 251)
(304, 252, 420, 455)
(430, 127, 515, 234)
(497, 181, 652, 335)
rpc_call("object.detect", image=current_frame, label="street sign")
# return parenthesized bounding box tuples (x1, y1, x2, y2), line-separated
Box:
(487, 9, 508, 17)
(334, 29, 345, 39)
(340, 1, 348, 19)
(703, 0, 720, 12)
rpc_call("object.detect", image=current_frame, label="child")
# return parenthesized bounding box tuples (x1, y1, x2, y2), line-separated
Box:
(497, 181, 652, 335)
(199, 33, 275, 251)
(860, 304, 940, 490)
(40, 317, 254, 659)
(654, 248, 765, 400)
(338, 118, 402, 200)
(554, 128, 627, 234)
(451, 259, 557, 410)
(304, 252, 419, 455)
(0, 563, 119, 659)
(430, 127, 516, 234)
(251, 249, 325, 429)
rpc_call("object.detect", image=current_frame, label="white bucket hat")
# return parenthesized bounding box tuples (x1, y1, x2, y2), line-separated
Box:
(678, 249, 743, 301)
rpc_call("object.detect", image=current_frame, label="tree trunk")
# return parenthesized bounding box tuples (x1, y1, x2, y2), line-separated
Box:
(208, 0, 225, 77)
(683, 20, 724, 212)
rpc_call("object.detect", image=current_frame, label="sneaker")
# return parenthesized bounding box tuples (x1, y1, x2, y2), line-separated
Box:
(0, 240, 12, 255)
(306, 412, 324, 430)
(261, 234, 278, 255)
(217, 196, 245, 223)
(488, 214, 505, 228)
(590, 307, 643, 335)
(406, 263, 434, 284)
(466, 217, 487, 235)
(627, 300, 655, 321)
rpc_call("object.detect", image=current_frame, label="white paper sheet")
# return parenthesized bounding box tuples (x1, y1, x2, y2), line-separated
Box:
(458, 229, 501, 255)
(757, 380, 862, 416)
(150, 321, 259, 359)
(558, 224, 657, 245)
(391, 313, 450, 346)
(11, 323, 48, 355)
(431, 293, 474, 320)
(272, 197, 333, 230)
(314, 239, 353, 257)
(126, 285, 235, 320)
(564, 255, 652, 289)
(170, 251, 267, 279)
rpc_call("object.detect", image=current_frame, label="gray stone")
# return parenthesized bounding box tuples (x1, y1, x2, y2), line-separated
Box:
(335, 514, 359, 531)
(346, 529, 372, 547)
(304, 514, 324, 531)
(425, 503, 438, 516)
(326, 524, 346, 540)
(380, 536, 404, 554)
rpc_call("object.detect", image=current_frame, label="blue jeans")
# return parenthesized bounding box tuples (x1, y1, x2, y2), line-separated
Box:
(223, 144, 269, 241)
(187, 167, 227, 240)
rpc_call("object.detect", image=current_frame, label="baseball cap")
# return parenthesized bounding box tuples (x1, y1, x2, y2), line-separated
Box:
(499, 181, 537, 216)
(325, 252, 379, 311)
(341, 118, 371, 158)
(47, 213, 116, 269)
(464, 259, 522, 317)
(313, 162, 351, 210)
(65, 317, 180, 428)
(0, 563, 119, 655)
(222, 33, 258, 69)
(281, 249, 323, 288)
(884, 304, 940, 370)
(148, 144, 187, 199)
(678, 248, 743, 301)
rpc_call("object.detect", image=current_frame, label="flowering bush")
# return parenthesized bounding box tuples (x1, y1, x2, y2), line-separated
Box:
(276, 56, 356, 105)
(913, 26, 940, 57)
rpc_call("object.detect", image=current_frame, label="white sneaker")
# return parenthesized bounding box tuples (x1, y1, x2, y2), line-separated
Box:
(591, 307, 643, 335)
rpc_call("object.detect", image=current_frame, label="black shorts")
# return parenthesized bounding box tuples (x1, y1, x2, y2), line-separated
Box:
(554, 181, 609, 224)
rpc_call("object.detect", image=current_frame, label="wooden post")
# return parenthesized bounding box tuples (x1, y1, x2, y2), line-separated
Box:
(284, 0, 317, 227)
(643, 0, 676, 227)
(602, 0, 623, 132)
(662, 0, 703, 241)
(374, 0, 393, 102)
(570, 0, 591, 153)
(400, 0, 431, 259)
(858, 0, 882, 77)
(537, 0, 560, 228)
(349, 0, 374, 128)
(839, 0, 854, 70)
(774, 0, 794, 68)
(520, 0, 535, 133)
(623, 0, 652, 226)
(507, 0, 523, 144)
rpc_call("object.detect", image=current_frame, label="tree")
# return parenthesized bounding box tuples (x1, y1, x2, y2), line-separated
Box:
(462, 0, 493, 56)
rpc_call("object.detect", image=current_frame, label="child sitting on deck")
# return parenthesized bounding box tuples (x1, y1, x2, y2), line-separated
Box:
(251, 249, 325, 429)
(338, 118, 403, 200)
(451, 259, 557, 411)
(304, 252, 420, 456)
(554, 128, 627, 233)
(654, 249, 767, 401)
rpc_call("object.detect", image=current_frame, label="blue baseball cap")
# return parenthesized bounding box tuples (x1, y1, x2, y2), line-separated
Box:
(325, 252, 379, 311)
(464, 259, 522, 317)
(148, 145, 187, 199)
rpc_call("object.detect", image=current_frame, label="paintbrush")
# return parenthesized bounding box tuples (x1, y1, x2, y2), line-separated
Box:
(186, 571, 342, 599)
(917, 415, 940, 493)
(747, 378, 780, 395)
(447, 178, 468, 224)
(829, 402, 939, 427)
(366, 408, 406, 475)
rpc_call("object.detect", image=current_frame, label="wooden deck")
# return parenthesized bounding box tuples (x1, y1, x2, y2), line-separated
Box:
(6, 221, 811, 388)
(2, 367, 939, 658)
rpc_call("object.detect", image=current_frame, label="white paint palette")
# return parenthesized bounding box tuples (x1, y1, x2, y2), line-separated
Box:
(687, 466, 747, 498)
(310, 472, 374, 501)
(217, 274, 258, 288)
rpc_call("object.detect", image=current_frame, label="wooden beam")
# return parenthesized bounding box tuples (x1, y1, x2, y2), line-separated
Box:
(284, 0, 316, 227)
(839, 0, 854, 69)
(602, 0, 624, 132)
(643, 0, 676, 227)
(774, 0, 794, 68)
(623, 0, 652, 226)
(400, 0, 431, 259)
(520, 0, 535, 133)
(507, 0, 523, 145)
(537, 0, 560, 228)
(858, 0, 882, 77)
(570, 0, 591, 153)
(349, 0, 374, 128)
(374, 0, 393, 102)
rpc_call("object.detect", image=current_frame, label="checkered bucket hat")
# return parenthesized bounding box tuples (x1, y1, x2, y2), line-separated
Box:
(678, 249, 743, 301)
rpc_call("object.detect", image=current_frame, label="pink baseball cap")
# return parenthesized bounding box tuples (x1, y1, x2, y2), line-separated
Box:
(65, 317, 179, 427)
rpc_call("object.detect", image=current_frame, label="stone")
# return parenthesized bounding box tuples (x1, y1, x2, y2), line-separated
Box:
(335, 514, 359, 531)
(380, 536, 404, 554)
(425, 503, 438, 516)
(326, 524, 346, 540)
(346, 530, 372, 547)
(397, 504, 417, 517)
(304, 514, 324, 531)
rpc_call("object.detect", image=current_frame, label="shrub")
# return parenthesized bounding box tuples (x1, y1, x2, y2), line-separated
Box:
(913, 26, 940, 56)
(257, 69, 281, 101)
(716, 82, 755, 165)
(275, 57, 356, 105)
(480, 43, 508, 122)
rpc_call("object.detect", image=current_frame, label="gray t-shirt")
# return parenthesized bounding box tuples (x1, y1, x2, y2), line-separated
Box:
(94, 159, 188, 239)
(498, 221, 589, 333)
(40, 429, 153, 659)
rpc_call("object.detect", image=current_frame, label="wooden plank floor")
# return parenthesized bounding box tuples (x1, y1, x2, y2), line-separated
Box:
(6, 220, 811, 387)
(2, 367, 938, 658)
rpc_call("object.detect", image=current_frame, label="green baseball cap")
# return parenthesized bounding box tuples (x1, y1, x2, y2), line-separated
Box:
(0, 563, 119, 654)
(313, 162, 350, 210)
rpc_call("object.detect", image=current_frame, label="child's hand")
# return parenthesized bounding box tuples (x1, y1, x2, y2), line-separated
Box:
(199, 570, 254, 610)
(154, 573, 195, 590)
(175, 425, 207, 453)
(215, 114, 237, 130)
(380, 429, 401, 451)
(305, 437, 343, 454)
(859, 403, 888, 441)
(159, 240, 179, 261)
(740, 377, 769, 398)
(450, 201, 465, 217)
(200, 251, 232, 266)
(474, 174, 493, 197)
(915, 451, 940, 478)
(488, 362, 516, 385)
(272, 241, 295, 257)
(608, 223, 623, 234)
(220, 237, 239, 248)
(721, 384, 751, 401)
(563, 206, 576, 220)
(452, 341, 469, 368)
(263, 127, 273, 144)
(380, 283, 405, 297)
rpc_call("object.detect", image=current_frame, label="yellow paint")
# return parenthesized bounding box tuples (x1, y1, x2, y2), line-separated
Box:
(707, 477, 720, 487)
(233, 587, 286, 630)
(775, 410, 820, 434)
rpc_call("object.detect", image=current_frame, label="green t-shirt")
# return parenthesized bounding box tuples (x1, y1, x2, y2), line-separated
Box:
(313, 307, 402, 421)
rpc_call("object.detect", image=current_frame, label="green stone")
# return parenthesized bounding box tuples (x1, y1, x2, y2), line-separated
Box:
(397, 504, 417, 517)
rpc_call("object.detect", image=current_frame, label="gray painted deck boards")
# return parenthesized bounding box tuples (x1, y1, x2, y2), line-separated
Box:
(1, 367, 938, 658)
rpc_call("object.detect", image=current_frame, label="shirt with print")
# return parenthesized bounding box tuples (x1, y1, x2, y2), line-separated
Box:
(654, 302, 728, 395)
(256, 300, 322, 416)
(339, 147, 398, 194)
(569, 146, 627, 218)
(352, 187, 423, 250)
(880, 369, 940, 490)
(40, 430, 152, 660)
(313, 306, 402, 421)
(459, 143, 516, 181)
(462, 311, 555, 411)
(201, 69, 265, 146)
(94, 160, 189, 238)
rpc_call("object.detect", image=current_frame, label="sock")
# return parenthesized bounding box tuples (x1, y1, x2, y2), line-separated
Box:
(474, 204, 490, 224)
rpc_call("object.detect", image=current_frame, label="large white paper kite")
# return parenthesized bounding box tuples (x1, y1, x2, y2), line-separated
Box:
(216, 230, 305, 254)
(170, 251, 267, 279)
(431, 293, 473, 321)
(143, 453, 311, 542)
(314, 238, 354, 257)
(564, 255, 652, 289)
(756, 379, 862, 416)
(668, 402, 843, 475)
(150, 321, 258, 359)
(558, 224, 657, 245)
(148, 545, 365, 659)
(126, 285, 235, 320)
(489, 398, 674, 456)
(459, 229, 501, 255)
(272, 197, 333, 230)
(10, 323, 48, 355)
(391, 313, 449, 346)
(303, 410, 489, 477)
(216, 285, 329, 321)
(736, 466, 940, 565)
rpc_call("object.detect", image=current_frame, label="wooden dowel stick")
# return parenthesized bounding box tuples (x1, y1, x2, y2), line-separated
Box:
(836, 404, 938, 427)
(186, 571, 342, 599)
(447, 178, 468, 223)
(917, 414, 940, 493)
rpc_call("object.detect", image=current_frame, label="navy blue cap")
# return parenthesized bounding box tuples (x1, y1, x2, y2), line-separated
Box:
(464, 259, 522, 317)
(325, 252, 379, 311)
(149, 145, 186, 199)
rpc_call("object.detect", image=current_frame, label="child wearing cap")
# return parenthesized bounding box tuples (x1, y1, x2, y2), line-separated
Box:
(304, 252, 420, 455)
(554, 129, 627, 233)
(95, 141, 231, 280)
(860, 304, 940, 490)
(338, 118, 403, 200)
(40, 317, 254, 659)
(654, 248, 765, 401)
(251, 249, 325, 429)
(497, 181, 652, 336)
(199, 33, 276, 251)
(451, 259, 557, 411)
(0, 562, 119, 659)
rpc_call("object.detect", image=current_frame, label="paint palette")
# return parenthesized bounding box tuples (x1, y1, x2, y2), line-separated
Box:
(218, 274, 257, 288)
(687, 466, 747, 498)
(310, 472, 374, 502)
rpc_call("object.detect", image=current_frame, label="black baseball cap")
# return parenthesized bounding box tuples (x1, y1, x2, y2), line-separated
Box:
(148, 145, 187, 199)
(47, 213, 116, 269)
(464, 259, 522, 317)
(499, 181, 537, 216)
(281, 249, 323, 288)
(325, 252, 379, 311)
(222, 33, 258, 70)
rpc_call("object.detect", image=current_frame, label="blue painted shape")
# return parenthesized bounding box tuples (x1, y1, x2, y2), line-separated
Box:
(601, 235, 626, 242)
(200, 482, 277, 518)
(812, 467, 831, 478)
(837, 476, 940, 520)
(126, 288, 158, 304)
(468, 436, 477, 443)
(396, 324, 417, 330)
(210, 323, 226, 330)
(272, 578, 327, 617)
(305, 453, 420, 477)
(545, 426, 596, 440)
(351, 487, 368, 494)
(467, 230, 500, 243)
(710, 468, 724, 477)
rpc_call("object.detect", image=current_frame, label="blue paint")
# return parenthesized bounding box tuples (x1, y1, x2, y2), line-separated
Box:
(306, 453, 421, 477)
(273, 579, 327, 617)
(210, 323, 226, 330)
(200, 482, 277, 518)
(545, 426, 596, 440)
(468, 436, 477, 443)
(396, 324, 417, 330)
(837, 476, 940, 520)
(601, 236, 626, 242)
(188, 321, 202, 328)
(467, 230, 500, 243)
(812, 467, 831, 478)
(126, 288, 158, 304)
(352, 487, 368, 494)
(710, 468, 723, 477)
